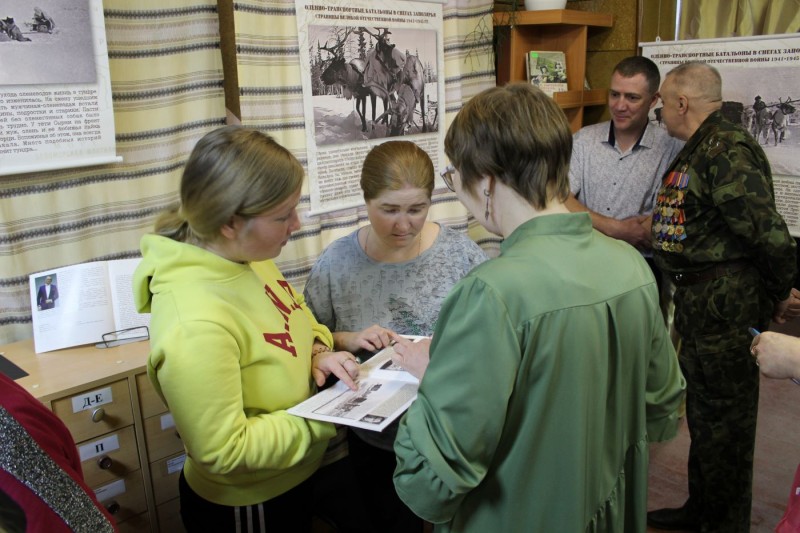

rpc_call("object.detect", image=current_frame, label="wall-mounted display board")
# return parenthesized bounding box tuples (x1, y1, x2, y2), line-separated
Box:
(0, 0, 120, 176)
(296, 0, 445, 214)
(641, 33, 800, 237)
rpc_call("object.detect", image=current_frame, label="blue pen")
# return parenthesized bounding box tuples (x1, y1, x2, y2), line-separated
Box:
(749, 327, 800, 386)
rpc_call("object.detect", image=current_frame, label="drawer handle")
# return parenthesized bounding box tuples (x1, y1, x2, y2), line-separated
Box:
(105, 500, 120, 515)
(97, 456, 113, 470)
(175, 430, 181, 440)
(91, 407, 105, 423)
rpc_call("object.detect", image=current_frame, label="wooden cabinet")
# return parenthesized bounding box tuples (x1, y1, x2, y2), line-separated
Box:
(1, 338, 181, 532)
(138, 373, 187, 532)
(493, 9, 613, 132)
(51, 379, 134, 442)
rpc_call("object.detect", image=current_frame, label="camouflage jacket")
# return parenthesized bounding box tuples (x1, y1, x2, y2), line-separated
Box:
(652, 110, 796, 302)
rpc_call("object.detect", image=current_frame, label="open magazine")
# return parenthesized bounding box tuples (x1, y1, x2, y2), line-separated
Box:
(288, 336, 427, 432)
(29, 258, 150, 353)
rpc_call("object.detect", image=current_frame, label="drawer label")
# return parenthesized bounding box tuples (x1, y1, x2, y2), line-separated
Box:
(160, 412, 175, 430)
(71, 386, 114, 413)
(79, 433, 121, 462)
(94, 478, 126, 502)
(166, 454, 186, 475)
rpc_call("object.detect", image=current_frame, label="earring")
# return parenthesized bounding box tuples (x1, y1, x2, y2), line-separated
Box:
(483, 189, 491, 220)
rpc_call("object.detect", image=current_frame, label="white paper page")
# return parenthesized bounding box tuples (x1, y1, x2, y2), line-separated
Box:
(288, 336, 426, 431)
(107, 258, 150, 337)
(30, 262, 115, 353)
(288, 378, 418, 432)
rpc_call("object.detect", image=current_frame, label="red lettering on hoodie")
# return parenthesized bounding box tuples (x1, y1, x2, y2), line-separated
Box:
(262, 283, 303, 357)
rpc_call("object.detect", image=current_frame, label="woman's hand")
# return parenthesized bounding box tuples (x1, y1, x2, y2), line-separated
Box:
(390, 335, 431, 381)
(311, 349, 360, 391)
(751, 331, 800, 380)
(335, 325, 397, 353)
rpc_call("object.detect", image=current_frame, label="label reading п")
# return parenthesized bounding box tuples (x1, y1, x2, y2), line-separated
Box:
(79, 433, 121, 462)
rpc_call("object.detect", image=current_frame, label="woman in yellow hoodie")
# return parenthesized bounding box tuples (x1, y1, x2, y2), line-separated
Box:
(133, 126, 362, 532)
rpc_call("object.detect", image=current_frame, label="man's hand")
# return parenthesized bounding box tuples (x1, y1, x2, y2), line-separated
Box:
(772, 287, 800, 324)
(608, 215, 652, 249)
(565, 193, 652, 249)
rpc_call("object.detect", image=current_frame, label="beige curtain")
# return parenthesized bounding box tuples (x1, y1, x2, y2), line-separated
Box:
(679, 0, 800, 39)
(0, 0, 497, 344)
(0, 0, 226, 344)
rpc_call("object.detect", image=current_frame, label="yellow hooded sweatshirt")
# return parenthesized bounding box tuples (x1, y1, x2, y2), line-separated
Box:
(133, 235, 335, 506)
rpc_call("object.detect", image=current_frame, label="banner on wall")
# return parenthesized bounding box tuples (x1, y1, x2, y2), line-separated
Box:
(296, 0, 445, 213)
(0, 0, 120, 177)
(641, 34, 800, 237)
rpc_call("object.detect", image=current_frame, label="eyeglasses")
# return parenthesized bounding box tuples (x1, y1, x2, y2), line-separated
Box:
(439, 164, 456, 192)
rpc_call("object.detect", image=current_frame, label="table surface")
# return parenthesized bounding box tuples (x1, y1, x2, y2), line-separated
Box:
(1, 338, 150, 403)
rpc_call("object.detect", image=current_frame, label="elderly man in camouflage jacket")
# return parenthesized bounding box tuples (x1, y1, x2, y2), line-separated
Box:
(648, 61, 800, 533)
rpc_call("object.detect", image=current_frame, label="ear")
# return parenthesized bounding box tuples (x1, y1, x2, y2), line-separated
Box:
(219, 215, 242, 241)
(677, 95, 689, 115)
(479, 175, 495, 196)
(649, 92, 660, 110)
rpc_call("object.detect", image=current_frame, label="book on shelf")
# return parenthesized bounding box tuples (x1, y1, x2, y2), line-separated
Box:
(288, 336, 427, 432)
(526, 50, 568, 97)
(29, 258, 150, 354)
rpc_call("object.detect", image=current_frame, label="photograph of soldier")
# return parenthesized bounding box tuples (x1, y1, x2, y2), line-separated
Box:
(673, 62, 800, 176)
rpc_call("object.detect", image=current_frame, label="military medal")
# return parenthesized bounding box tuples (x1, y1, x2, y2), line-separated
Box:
(653, 165, 691, 254)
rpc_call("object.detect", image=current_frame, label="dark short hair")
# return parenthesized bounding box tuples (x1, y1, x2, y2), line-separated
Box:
(444, 83, 571, 210)
(614, 56, 661, 95)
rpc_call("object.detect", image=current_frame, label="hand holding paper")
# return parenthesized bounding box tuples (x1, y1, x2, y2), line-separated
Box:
(390, 334, 431, 381)
(288, 336, 427, 432)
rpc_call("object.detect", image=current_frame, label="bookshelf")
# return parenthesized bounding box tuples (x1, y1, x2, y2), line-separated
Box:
(493, 9, 613, 132)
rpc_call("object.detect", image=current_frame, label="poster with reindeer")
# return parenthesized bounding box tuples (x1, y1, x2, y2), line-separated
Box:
(642, 34, 800, 237)
(297, 0, 445, 213)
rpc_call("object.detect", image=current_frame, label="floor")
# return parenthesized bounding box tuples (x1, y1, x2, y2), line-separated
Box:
(646, 319, 800, 532)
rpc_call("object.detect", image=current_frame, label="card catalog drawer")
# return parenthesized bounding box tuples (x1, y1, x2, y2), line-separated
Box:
(137, 373, 167, 418)
(151, 452, 186, 505)
(94, 469, 147, 524)
(52, 379, 133, 442)
(143, 411, 183, 462)
(157, 498, 186, 533)
(78, 425, 140, 487)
